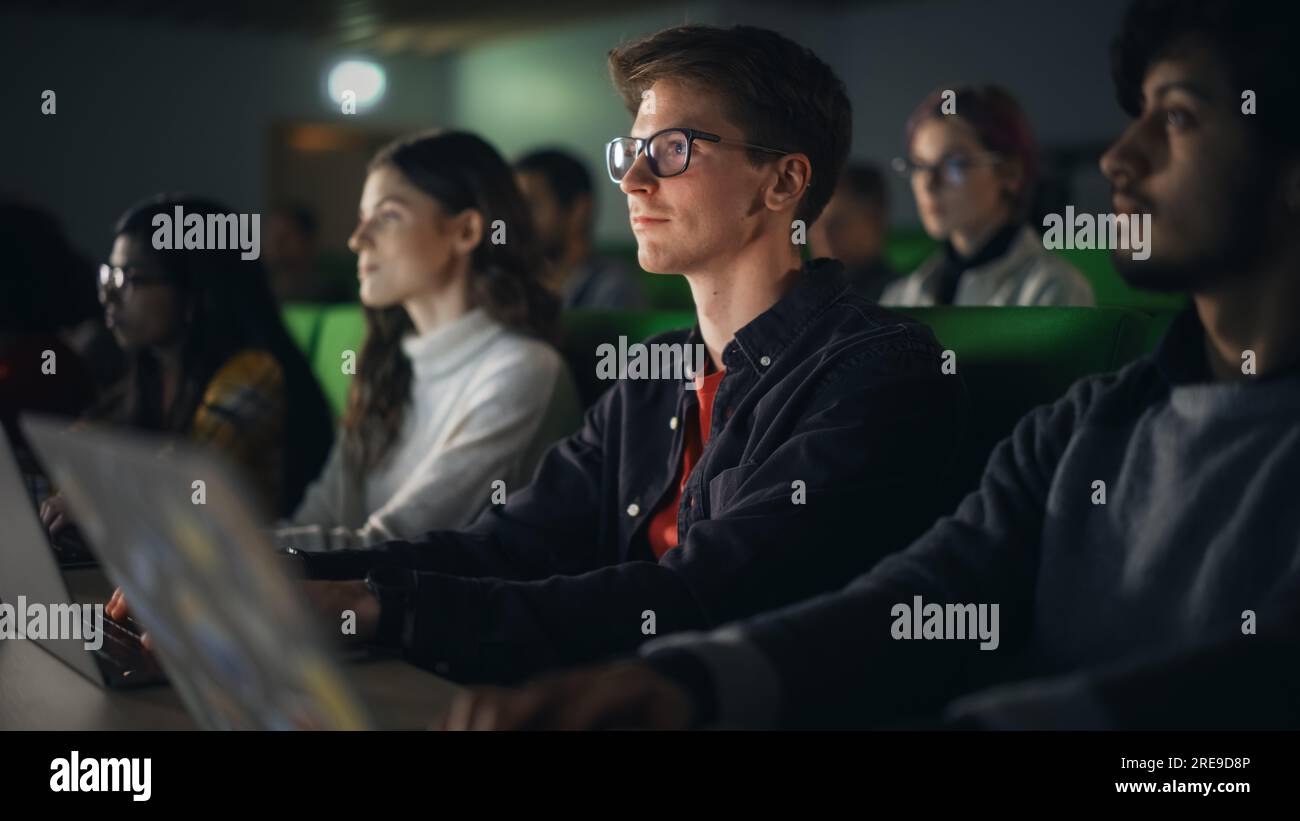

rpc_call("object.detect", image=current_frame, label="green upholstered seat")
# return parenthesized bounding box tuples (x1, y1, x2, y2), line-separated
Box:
(281, 303, 325, 361)
(310, 305, 367, 419)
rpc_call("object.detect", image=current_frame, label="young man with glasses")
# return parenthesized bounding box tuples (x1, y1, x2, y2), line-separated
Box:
(234, 24, 964, 685)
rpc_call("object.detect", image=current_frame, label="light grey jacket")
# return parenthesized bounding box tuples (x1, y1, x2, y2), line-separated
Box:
(881, 226, 1095, 307)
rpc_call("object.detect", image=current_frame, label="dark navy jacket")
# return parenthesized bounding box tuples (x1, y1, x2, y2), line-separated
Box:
(297, 258, 965, 683)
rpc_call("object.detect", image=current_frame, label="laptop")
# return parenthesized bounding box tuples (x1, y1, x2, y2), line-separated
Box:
(0, 427, 163, 688)
(22, 414, 379, 730)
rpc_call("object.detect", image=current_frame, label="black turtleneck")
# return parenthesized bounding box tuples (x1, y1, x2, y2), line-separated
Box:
(933, 222, 1021, 305)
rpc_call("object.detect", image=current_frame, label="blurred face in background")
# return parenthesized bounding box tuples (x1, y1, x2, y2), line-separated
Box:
(811, 188, 886, 269)
(264, 212, 314, 274)
(101, 234, 184, 352)
(515, 170, 570, 263)
(908, 117, 1015, 243)
(348, 163, 479, 309)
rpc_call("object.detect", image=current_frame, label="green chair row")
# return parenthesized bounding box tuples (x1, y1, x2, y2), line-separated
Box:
(283, 302, 1174, 508)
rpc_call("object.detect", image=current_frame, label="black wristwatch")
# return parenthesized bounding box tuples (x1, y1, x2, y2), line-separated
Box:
(363, 565, 417, 647)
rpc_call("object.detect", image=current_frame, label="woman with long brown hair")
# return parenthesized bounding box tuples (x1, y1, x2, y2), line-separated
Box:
(277, 130, 581, 551)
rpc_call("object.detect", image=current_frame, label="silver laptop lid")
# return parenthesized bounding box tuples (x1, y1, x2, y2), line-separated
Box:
(22, 414, 372, 730)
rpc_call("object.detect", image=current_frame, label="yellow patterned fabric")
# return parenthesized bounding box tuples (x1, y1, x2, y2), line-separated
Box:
(189, 349, 286, 516)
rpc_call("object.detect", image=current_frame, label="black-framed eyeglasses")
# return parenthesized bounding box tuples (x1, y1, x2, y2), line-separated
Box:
(606, 127, 788, 183)
(891, 152, 1002, 188)
(97, 263, 170, 303)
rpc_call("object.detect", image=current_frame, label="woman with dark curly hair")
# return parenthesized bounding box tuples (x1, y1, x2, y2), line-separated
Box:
(277, 130, 580, 551)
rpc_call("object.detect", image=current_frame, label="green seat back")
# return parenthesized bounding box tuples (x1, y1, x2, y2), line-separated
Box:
(896, 305, 1152, 498)
(281, 303, 324, 360)
(311, 305, 366, 419)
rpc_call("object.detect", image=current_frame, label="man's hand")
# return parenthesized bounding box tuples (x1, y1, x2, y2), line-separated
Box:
(437, 660, 696, 730)
(105, 587, 153, 650)
(299, 580, 380, 643)
(106, 580, 380, 648)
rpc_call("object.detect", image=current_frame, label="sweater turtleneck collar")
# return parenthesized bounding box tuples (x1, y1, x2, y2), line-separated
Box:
(400, 307, 503, 381)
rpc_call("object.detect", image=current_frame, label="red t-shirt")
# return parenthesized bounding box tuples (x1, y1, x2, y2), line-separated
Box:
(647, 368, 726, 560)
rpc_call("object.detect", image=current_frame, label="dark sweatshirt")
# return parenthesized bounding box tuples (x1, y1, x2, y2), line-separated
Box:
(643, 307, 1300, 729)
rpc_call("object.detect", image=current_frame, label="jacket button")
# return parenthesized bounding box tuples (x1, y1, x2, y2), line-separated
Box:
(669, 416, 678, 430)
(627, 503, 640, 517)
(759, 355, 772, 367)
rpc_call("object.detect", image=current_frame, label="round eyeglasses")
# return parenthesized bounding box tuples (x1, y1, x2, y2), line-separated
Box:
(891, 152, 1003, 188)
(97, 263, 171, 304)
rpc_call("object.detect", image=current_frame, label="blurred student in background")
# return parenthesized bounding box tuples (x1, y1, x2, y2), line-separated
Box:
(40, 195, 334, 528)
(276, 130, 581, 551)
(809, 162, 894, 301)
(0, 202, 100, 447)
(515, 148, 647, 309)
(264, 202, 358, 305)
(882, 85, 1094, 306)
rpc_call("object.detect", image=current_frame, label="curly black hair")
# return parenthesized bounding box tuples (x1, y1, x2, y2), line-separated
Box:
(1111, 0, 1300, 158)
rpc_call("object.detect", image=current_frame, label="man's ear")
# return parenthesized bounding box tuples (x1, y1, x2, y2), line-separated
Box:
(764, 153, 812, 215)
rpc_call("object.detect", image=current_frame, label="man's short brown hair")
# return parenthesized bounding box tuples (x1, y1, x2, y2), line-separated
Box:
(609, 24, 852, 226)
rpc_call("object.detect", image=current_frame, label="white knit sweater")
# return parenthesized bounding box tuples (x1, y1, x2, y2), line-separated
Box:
(277, 308, 580, 551)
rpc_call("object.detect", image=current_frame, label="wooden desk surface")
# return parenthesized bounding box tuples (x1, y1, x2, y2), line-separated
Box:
(0, 568, 461, 730)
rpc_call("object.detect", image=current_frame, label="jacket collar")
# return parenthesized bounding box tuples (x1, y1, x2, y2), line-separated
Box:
(717, 257, 849, 372)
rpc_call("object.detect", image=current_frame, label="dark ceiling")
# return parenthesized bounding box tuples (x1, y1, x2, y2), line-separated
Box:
(2, 0, 879, 54)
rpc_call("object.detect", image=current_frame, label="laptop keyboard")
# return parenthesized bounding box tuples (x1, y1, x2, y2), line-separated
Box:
(88, 611, 165, 685)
